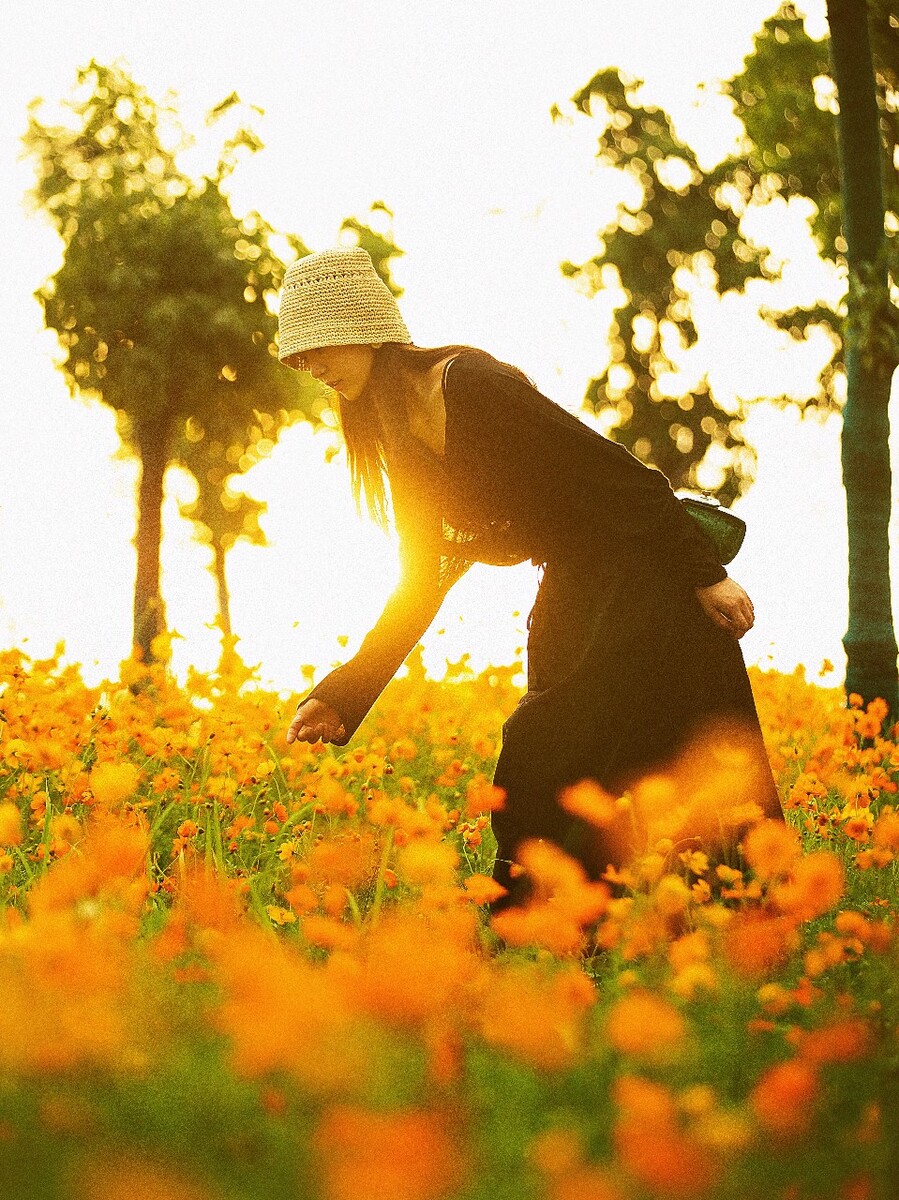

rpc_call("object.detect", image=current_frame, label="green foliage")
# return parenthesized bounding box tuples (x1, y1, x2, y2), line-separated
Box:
(728, 1, 898, 263)
(24, 62, 300, 438)
(560, 67, 769, 503)
(727, 1, 899, 374)
(560, 2, 899, 503)
(340, 200, 407, 298)
(727, 4, 841, 255)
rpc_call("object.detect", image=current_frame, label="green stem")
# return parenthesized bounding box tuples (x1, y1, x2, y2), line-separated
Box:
(368, 829, 395, 927)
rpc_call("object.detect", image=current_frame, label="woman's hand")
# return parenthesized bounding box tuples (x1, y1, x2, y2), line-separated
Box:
(694, 577, 755, 639)
(286, 698, 347, 745)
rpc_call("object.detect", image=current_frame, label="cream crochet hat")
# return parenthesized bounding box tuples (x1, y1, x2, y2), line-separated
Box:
(278, 246, 412, 365)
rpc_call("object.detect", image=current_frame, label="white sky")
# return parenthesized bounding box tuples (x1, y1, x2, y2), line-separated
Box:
(1, 0, 897, 696)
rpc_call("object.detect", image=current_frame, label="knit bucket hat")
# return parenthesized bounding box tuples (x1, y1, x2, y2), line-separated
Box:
(278, 246, 412, 365)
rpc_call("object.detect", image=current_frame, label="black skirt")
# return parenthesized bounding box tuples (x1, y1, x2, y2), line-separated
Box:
(489, 551, 783, 907)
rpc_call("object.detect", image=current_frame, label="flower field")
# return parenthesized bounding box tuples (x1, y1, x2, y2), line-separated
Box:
(1, 643, 898, 1200)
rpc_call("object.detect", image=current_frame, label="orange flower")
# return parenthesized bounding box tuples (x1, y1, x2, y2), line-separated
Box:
(605, 990, 687, 1061)
(614, 1120, 719, 1198)
(795, 1018, 871, 1065)
(313, 1105, 464, 1200)
(515, 839, 588, 898)
(872, 811, 899, 850)
(50, 812, 82, 847)
(168, 866, 246, 936)
(772, 851, 845, 921)
(652, 873, 692, 918)
(629, 716, 776, 855)
(491, 904, 586, 957)
(834, 910, 893, 953)
(750, 1059, 818, 1138)
(740, 818, 802, 881)
(310, 776, 357, 817)
(843, 814, 871, 843)
(322, 883, 348, 918)
(551, 1166, 628, 1200)
(479, 963, 595, 1071)
(28, 815, 148, 917)
(397, 840, 459, 889)
(613, 1074, 679, 1125)
(511, 839, 612, 924)
(724, 911, 799, 978)
(308, 832, 379, 889)
(613, 1077, 719, 1197)
(210, 925, 361, 1093)
(353, 911, 478, 1027)
(668, 930, 710, 973)
(462, 873, 508, 906)
(558, 779, 618, 827)
(840, 1175, 876, 1200)
(528, 1127, 585, 1176)
(301, 915, 360, 953)
(464, 773, 506, 817)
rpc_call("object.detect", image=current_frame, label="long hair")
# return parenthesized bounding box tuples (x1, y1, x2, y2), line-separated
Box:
(333, 342, 533, 533)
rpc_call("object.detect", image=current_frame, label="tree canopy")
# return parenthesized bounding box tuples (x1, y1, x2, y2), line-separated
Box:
(24, 61, 314, 663)
(557, 0, 898, 504)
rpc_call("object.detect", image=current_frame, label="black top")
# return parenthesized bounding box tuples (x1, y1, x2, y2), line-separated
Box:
(304, 349, 728, 743)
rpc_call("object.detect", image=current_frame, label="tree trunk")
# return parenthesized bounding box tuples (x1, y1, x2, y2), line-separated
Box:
(827, 0, 899, 725)
(213, 538, 232, 641)
(132, 426, 171, 664)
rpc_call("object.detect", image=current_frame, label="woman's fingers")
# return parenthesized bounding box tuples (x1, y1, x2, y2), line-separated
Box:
(286, 713, 346, 744)
(696, 578, 755, 640)
(289, 723, 325, 743)
(716, 603, 753, 638)
(286, 713, 318, 744)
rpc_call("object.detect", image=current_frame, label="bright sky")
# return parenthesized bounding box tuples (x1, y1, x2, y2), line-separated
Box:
(1, 0, 897, 697)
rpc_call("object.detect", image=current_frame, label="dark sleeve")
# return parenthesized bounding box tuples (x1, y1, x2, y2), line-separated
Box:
(448, 359, 728, 588)
(299, 476, 445, 745)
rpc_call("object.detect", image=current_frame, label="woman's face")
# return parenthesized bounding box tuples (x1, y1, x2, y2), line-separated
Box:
(292, 343, 381, 400)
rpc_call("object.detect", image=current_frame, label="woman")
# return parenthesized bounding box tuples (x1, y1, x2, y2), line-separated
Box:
(279, 246, 783, 908)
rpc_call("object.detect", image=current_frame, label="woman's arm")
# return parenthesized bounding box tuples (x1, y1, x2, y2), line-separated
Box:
(291, 487, 445, 746)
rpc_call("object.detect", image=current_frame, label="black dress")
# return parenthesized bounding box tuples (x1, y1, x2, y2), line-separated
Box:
(302, 350, 783, 904)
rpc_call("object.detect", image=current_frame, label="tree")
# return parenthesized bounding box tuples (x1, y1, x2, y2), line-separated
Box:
(176, 428, 269, 646)
(826, 0, 898, 718)
(24, 62, 308, 664)
(558, 1, 898, 712)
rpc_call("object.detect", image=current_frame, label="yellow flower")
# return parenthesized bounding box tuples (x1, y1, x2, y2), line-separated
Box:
(89, 762, 141, 809)
(266, 906, 297, 926)
(669, 962, 718, 999)
(0, 802, 23, 847)
(653, 874, 692, 917)
(692, 1109, 753, 1153)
